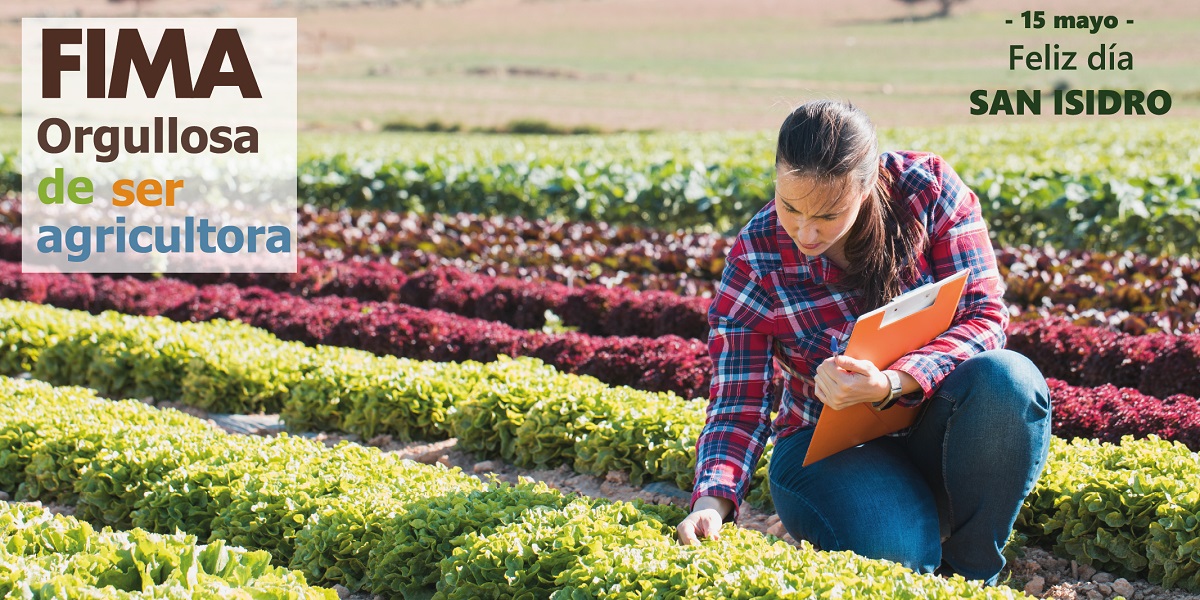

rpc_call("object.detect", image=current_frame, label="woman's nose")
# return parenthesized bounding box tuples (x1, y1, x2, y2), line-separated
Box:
(797, 227, 819, 244)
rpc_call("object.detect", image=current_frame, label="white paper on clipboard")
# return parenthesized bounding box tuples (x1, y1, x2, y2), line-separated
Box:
(877, 268, 972, 327)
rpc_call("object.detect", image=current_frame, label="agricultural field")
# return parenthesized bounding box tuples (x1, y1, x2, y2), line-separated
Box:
(2, 0, 1200, 597)
(2, 117, 1200, 598)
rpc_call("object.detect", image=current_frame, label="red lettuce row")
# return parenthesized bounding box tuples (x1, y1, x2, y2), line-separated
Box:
(5, 225, 1196, 340)
(6, 199, 1200, 309)
(8, 262, 1200, 448)
(0, 261, 712, 399)
(1009, 304, 1200, 336)
(291, 205, 1200, 310)
(0, 231, 711, 340)
(1006, 317, 1200, 400)
(6, 252, 1200, 400)
(1047, 378, 1200, 450)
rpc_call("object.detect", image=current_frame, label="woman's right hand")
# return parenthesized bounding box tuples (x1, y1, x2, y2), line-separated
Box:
(676, 496, 734, 545)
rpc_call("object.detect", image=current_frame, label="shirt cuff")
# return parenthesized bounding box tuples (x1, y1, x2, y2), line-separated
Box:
(690, 483, 741, 524)
(886, 354, 940, 409)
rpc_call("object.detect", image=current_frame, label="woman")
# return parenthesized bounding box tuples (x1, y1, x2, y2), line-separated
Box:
(675, 100, 1051, 586)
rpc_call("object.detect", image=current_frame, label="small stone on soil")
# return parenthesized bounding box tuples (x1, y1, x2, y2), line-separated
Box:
(472, 460, 499, 473)
(367, 434, 393, 447)
(1112, 579, 1134, 598)
(605, 470, 628, 484)
(1024, 575, 1045, 596)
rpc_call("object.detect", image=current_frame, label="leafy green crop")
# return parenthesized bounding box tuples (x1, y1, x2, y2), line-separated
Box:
(1018, 435, 1200, 589)
(433, 497, 678, 600)
(450, 356, 570, 460)
(285, 122, 1200, 255)
(291, 476, 481, 590)
(75, 427, 232, 530)
(131, 434, 324, 541)
(209, 442, 424, 565)
(0, 375, 1018, 599)
(6, 300, 1200, 592)
(572, 387, 705, 488)
(367, 479, 574, 597)
(0, 501, 336, 598)
(181, 332, 314, 414)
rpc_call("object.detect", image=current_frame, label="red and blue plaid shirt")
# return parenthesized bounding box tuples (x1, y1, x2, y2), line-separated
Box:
(691, 150, 1009, 522)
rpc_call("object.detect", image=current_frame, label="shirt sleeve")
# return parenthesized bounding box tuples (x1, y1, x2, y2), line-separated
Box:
(690, 246, 777, 524)
(885, 156, 1009, 408)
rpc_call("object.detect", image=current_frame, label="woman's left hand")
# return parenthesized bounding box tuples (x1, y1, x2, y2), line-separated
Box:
(813, 355, 890, 410)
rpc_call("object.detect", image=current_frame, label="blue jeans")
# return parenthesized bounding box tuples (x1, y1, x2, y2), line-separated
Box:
(767, 349, 1051, 586)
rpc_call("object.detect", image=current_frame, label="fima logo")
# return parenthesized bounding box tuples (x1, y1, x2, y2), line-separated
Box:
(22, 18, 298, 274)
(41, 28, 262, 99)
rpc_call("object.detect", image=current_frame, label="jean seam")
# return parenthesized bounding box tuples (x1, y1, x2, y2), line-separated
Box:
(769, 475, 841, 551)
(938, 390, 957, 538)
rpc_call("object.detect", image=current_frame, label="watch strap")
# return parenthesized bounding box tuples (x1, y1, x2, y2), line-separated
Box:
(872, 370, 903, 411)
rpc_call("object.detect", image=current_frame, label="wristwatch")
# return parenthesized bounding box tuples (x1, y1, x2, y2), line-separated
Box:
(872, 370, 903, 411)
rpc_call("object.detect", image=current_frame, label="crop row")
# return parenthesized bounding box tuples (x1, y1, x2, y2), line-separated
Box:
(1047, 379, 1200, 450)
(288, 131, 1200, 255)
(289, 205, 1200, 306)
(299, 204, 1200, 308)
(0, 261, 713, 399)
(4, 198, 1199, 327)
(0, 227, 715, 339)
(0, 376, 1020, 599)
(0, 501, 335, 599)
(5, 198, 1200, 309)
(1009, 304, 1200, 337)
(4, 121, 1199, 253)
(6, 302, 1200, 590)
(5, 290, 1199, 460)
(1007, 317, 1200, 400)
(0, 299, 710, 486)
(6, 257, 1200, 401)
(5, 215, 1199, 339)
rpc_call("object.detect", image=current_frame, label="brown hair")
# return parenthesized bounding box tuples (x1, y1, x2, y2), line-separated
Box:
(775, 100, 927, 313)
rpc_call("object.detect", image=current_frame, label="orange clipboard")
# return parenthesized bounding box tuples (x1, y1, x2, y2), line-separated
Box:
(801, 267, 973, 467)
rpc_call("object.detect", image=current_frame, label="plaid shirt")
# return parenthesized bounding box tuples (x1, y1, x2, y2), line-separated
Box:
(691, 150, 1009, 523)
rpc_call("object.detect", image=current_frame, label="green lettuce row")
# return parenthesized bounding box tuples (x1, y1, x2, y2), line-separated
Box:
(0, 302, 308, 414)
(0, 500, 336, 599)
(5, 122, 1200, 253)
(549, 525, 1014, 600)
(0, 379, 218, 514)
(0, 300, 720, 495)
(4, 300, 1200, 591)
(0, 375, 478, 592)
(295, 123, 1200, 256)
(0, 376, 1020, 599)
(285, 123, 1200, 256)
(131, 434, 325, 542)
(364, 479, 576, 597)
(1018, 435, 1200, 591)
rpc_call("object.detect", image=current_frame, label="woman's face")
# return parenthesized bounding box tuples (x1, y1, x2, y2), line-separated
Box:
(774, 171, 866, 259)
